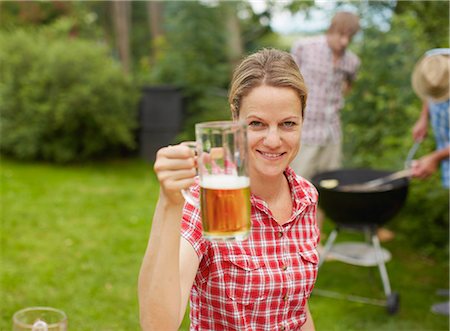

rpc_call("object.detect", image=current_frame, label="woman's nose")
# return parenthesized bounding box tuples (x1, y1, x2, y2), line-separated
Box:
(263, 127, 282, 147)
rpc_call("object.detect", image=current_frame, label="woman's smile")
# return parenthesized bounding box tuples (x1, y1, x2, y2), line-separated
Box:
(257, 150, 286, 160)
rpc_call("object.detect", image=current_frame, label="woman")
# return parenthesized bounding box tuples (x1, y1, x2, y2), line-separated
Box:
(138, 48, 319, 331)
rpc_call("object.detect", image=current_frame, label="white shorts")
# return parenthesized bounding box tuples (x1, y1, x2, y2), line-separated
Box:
(290, 142, 342, 180)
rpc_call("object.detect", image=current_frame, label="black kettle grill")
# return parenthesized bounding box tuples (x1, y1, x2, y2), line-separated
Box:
(310, 143, 419, 314)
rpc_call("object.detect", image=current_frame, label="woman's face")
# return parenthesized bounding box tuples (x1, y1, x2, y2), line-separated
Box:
(239, 85, 302, 180)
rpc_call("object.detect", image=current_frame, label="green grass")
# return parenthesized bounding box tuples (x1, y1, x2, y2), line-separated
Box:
(310, 229, 449, 331)
(2, 158, 158, 330)
(1, 158, 448, 330)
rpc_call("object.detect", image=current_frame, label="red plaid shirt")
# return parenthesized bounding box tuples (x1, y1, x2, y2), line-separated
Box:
(181, 167, 319, 331)
(291, 35, 360, 145)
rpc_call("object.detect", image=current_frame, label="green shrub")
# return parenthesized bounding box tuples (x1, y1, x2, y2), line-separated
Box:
(397, 179, 449, 260)
(0, 26, 138, 163)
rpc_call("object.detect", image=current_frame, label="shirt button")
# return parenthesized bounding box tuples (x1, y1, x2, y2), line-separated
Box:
(280, 326, 285, 331)
(278, 231, 283, 238)
(282, 264, 288, 271)
(283, 294, 288, 301)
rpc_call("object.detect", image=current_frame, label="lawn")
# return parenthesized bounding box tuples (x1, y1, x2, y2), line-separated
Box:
(1, 158, 448, 330)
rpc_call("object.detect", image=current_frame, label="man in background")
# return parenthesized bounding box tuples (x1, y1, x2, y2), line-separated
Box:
(290, 11, 361, 237)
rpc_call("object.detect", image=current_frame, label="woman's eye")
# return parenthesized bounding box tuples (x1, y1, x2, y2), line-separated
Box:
(249, 121, 264, 128)
(282, 121, 297, 128)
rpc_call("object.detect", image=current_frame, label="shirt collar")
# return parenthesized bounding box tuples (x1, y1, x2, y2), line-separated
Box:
(284, 166, 317, 210)
(250, 167, 317, 218)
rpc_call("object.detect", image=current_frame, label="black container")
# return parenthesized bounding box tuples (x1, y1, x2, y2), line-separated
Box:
(311, 168, 409, 227)
(138, 86, 184, 162)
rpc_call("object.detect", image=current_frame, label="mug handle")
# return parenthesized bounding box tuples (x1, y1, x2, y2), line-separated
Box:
(180, 141, 199, 208)
(181, 189, 199, 208)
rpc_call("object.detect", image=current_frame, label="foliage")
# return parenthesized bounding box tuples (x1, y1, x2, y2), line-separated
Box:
(0, 1, 73, 27)
(139, 1, 232, 141)
(78, 1, 153, 73)
(343, 13, 426, 167)
(0, 24, 138, 163)
(397, 179, 449, 260)
(0, 1, 105, 41)
(395, 0, 449, 48)
(130, 2, 152, 72)
(238, 0, 314, 52)
(342, 10, 449, 257)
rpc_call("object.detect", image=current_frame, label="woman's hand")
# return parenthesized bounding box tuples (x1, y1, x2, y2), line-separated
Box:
(154, 143, 196, 205)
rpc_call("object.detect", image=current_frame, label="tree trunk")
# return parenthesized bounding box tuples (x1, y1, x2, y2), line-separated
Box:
(147, 1, 164, 40)
(224, 3, 243, 67)
(112, 1, 131, 75)
(146, 1, 164, 63)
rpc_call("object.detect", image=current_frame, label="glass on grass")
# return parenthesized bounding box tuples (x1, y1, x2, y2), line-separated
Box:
(13, 307, 67, 331)
(182, 120, 251, 241)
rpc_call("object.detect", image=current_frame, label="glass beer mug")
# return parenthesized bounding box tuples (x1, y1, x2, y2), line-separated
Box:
(182, 121, 251, 241)
(13, 307, 67, 331)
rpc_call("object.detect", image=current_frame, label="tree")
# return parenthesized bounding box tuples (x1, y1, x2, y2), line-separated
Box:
(112, 1, 131, 75)
(146, 1, 164, 64)
(223, 2, 244, 67)
(147, 1, 164, 40)
(395, 0, 449, 48)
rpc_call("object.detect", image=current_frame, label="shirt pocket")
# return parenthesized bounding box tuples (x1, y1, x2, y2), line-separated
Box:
(223, 254, 266, 305)
(298, 247, 319, 297)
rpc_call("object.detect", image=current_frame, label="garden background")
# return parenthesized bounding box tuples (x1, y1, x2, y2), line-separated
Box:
(1, 1, 449, 330)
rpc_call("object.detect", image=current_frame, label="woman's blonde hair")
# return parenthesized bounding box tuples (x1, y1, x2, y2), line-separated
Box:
(228, 48, 307, 120)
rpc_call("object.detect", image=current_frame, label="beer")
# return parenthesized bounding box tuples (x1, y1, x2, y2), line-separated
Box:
(200, 175, 251, 241)
(181, 120, 250, 241)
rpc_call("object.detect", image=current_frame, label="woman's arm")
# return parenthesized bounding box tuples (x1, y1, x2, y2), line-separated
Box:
(302, 303, 316, 331)
(138, 144, 199, 331)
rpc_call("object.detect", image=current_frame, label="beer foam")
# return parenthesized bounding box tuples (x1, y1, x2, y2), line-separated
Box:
(201, 175, 250, 189)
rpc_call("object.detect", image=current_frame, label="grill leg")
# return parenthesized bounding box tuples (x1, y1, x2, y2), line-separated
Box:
(364, 226, 372, 243)
(371, 231, 392, 296)
(319, 228, 339, 268)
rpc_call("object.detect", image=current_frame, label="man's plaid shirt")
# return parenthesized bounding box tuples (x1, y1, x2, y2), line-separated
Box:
(291, 35, 360, 146)
(181, 167, 319, 331)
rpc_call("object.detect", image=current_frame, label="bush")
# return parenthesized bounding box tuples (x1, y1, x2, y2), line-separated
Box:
(397, 179, 449, 260)
(0, 26, 138, 163)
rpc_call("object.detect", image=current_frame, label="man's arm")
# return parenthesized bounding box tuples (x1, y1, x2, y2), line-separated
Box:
(412, 102, 429, 141)
(411, 145, 450, 179)
(342, 77, 353, 95)
(342, 54, 361, 96)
